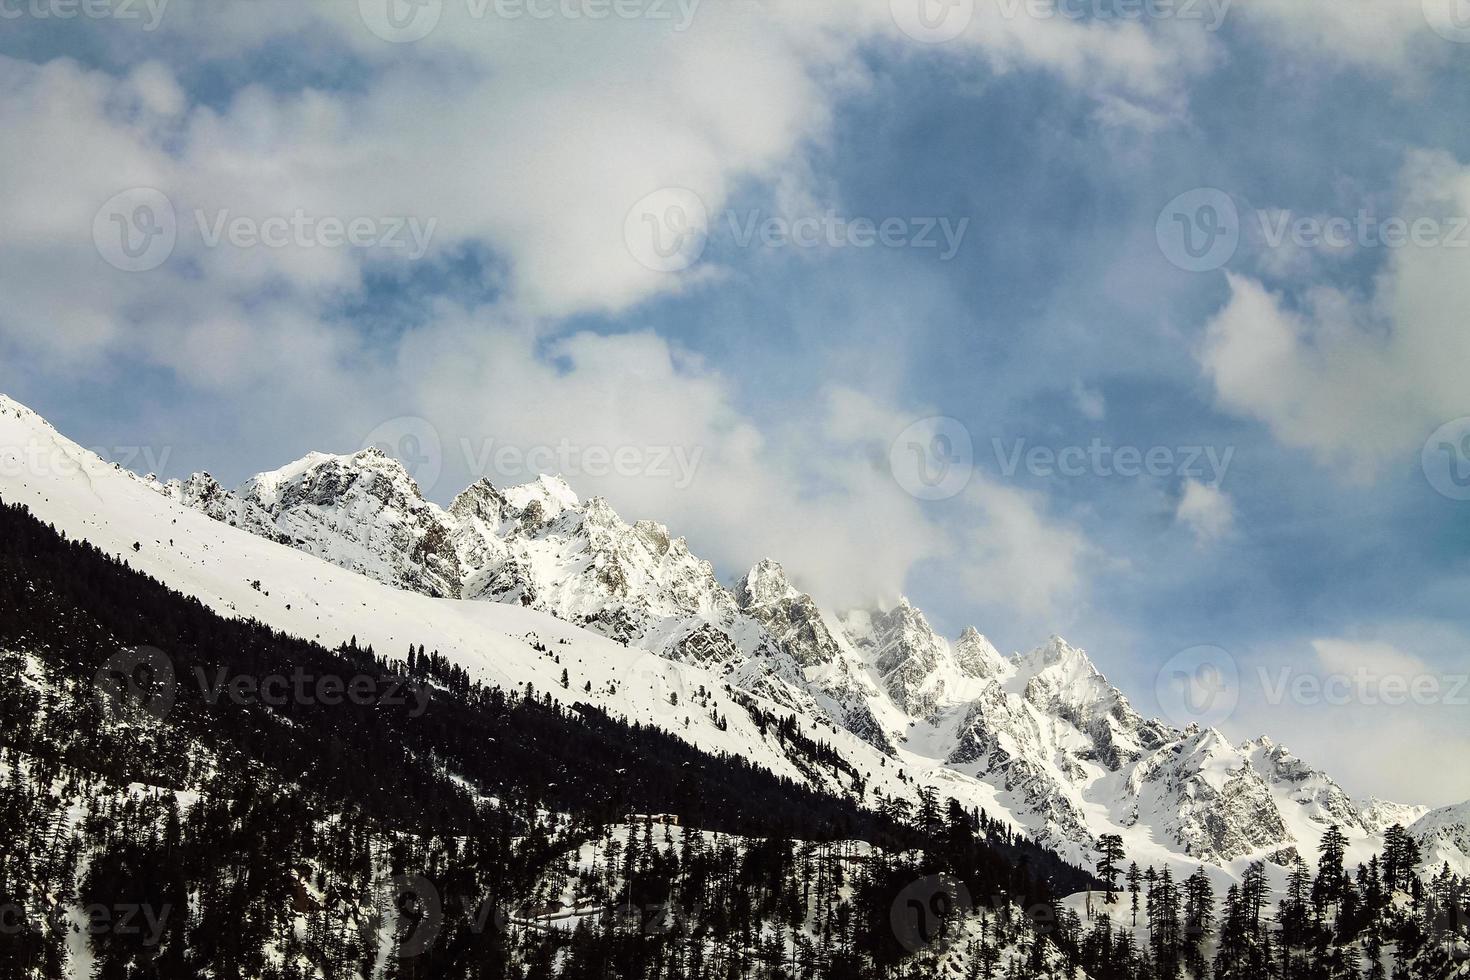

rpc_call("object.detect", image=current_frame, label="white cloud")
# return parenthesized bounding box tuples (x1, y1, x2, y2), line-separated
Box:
(0, 0, 1218, 382)
(1235, 632, 1470, 806)
(384, 326, 1092, 615)
(956, 477, 1090, 619)
(1233, 0, 1452, 73)
(1175, 477, 1234, 544)
(1311, 637, 1434, 679)
(0, 4, 1191, 620)
(1071, 381, 1106, 421)
(1201, 151, 1470, 475)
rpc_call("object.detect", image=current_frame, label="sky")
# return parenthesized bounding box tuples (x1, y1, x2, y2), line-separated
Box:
(1, 0, 1468, 805)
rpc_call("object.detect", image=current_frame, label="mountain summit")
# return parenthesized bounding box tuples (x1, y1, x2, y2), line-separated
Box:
(1, 393, 1464, 879)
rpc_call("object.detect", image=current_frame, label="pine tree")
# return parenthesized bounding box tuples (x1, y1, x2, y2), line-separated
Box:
(1095, 834, 1125, 903)
(1182, 867, 1214, 980)
(1127, 862, 1142, 927)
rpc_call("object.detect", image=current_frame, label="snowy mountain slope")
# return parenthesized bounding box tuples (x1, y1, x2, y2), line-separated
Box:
(0, 398, 848, 797)
(163, 448, 822, 717)
(0, 394, 1026, 842)
(1411, 802, 1470, 871)
(734, 559, 905, 754)
(1, 393, 1462, 882)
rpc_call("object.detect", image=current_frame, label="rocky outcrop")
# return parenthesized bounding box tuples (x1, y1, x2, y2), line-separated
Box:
(156, 446, 1465, 872)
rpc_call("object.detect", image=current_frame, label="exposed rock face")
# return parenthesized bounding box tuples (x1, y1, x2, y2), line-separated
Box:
(734, 561, 898, 754)
(1123, 729, 1294, 864)
(164, 450, 463, 598)
(735, 560, 843, 668)
(1409, 802, 1470, 870)
(157, 448, 1464, 870)
(1007, 637, 1174, 772)
(954, 627, 1007, 680)
(1244, 736, 1366, 830)
(845, 600, 959, 719)
(1361, 797, 1431, 835)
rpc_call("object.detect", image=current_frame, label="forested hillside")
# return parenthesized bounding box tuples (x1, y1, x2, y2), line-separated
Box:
(0, 497, 1096, 978)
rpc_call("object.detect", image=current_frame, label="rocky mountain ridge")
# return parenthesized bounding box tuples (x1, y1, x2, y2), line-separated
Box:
(137, 439, 1469, 874)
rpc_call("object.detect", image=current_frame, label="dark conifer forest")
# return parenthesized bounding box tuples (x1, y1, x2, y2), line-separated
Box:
(1, 497, 1105, 978)
(1, 497, 1466, 978)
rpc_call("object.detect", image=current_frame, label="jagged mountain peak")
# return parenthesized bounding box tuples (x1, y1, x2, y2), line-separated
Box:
(736, 559, 800, 609)
(1013, 634, 1096, 675)
(503, 473, 581, 518)
(449, 477, 509, 522)
(579, 494, 624, 527)
(954, 626, 1007, 679)
(12, 387, 1459, 878)
(452, 475, 504, 502)
(1177, 724, 1235, 756)
(1410, 802, 1470, 870)
(240, 446, 429, 514)
(1361, 797, 1432, 834)
(631, 519, 675, 557)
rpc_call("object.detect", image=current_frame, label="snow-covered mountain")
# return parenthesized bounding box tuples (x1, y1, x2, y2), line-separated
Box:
(2, 392, 1465, 882)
